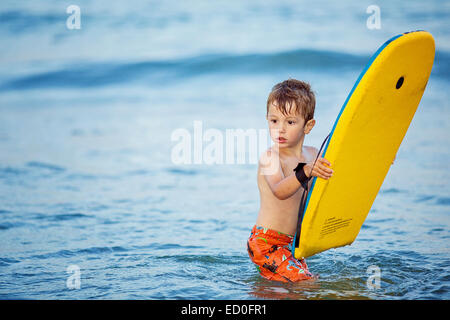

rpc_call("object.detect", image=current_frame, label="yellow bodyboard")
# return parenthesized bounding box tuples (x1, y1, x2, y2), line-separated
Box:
(293, 31, 435, 259)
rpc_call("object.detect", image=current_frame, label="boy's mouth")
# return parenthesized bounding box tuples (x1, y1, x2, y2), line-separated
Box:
(277, 137, 287, 143)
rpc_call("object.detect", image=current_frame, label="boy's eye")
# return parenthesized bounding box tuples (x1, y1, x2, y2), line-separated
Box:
(288, 120, 296, 125)
(270, 119, 277, 123)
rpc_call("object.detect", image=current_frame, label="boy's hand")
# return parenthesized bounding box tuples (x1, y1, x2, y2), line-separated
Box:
(304, 157, 333, 180)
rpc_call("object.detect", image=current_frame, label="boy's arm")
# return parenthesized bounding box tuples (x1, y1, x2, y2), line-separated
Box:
(260, 149, 333, 200)
(260, 150, 303, 200)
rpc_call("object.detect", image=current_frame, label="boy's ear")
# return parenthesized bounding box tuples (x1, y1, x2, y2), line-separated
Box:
(304, 119, 315, 134)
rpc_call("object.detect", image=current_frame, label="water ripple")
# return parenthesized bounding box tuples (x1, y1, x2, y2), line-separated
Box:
(435, 197, 450, 206)
(28, 246, 129, 260)
(26, 161, 66, 172)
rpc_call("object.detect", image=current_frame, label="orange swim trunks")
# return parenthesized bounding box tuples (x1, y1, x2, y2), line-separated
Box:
(247, 225, 313, 283)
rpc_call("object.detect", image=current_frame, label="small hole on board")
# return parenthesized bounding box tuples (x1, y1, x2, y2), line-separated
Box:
(396, 76, 404, 89)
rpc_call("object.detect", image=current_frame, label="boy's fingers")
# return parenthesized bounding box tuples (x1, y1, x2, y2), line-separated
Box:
(320, 164, 333, 173)
(316, 161, 333, 173)
(317, 158, 327, 166)
(319, 164, 333, 175)
(320, 157, 331, 167)
(315, 167, 332, 178)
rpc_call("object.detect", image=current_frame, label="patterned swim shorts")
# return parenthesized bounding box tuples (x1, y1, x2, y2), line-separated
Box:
(247, 225, 314, 282)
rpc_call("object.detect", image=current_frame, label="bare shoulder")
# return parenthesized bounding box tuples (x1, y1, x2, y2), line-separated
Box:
(305, 145, 319, 160)
(259, 147, 280, 164)
(258, 147, 281, 176)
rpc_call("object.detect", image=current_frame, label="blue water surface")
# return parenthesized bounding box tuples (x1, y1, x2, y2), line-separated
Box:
(0, 0, 449, 299)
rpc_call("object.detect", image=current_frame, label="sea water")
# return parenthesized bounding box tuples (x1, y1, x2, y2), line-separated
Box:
(0, 0, 449, 299)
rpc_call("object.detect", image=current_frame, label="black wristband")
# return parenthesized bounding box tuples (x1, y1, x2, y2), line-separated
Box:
(293, 162, 311, 189)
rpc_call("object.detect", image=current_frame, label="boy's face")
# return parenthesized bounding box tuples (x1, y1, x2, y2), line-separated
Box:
(266, 102, 315, 148)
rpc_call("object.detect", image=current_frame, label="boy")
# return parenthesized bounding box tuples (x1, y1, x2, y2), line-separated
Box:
(247, 79, 334, 282)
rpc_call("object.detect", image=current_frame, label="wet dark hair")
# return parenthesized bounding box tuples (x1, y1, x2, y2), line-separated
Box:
(266, 78, 315, 122)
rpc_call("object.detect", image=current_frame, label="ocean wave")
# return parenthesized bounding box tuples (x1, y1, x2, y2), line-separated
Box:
(31, 212, 93, 222)
(26, 161, 66, 172)
(0, 49, 370, 90)
(0, 10, 61, 34)
(0, 257, 20, 266)
(436, 197, 450, 206)
(0, 221, 25, 230)
(28, 246, 129, 260)
(3, 49, 448, 91)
